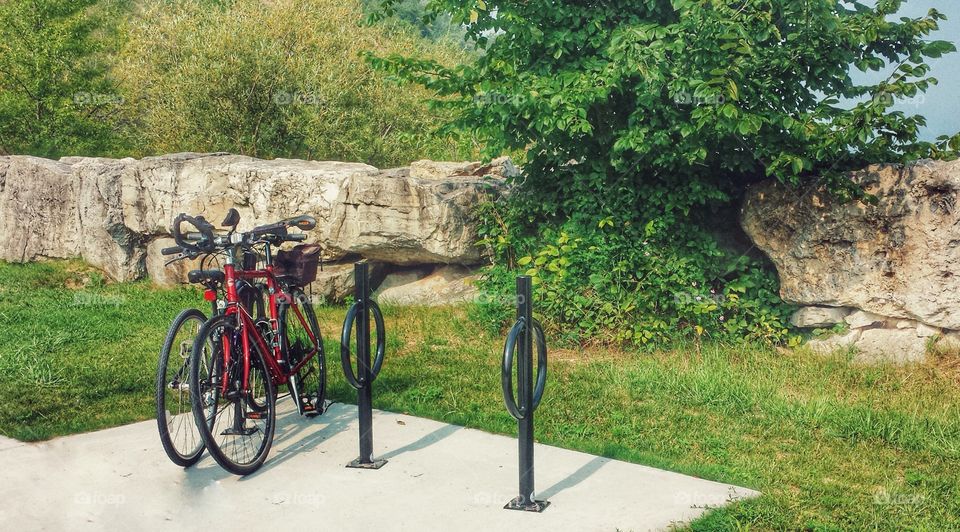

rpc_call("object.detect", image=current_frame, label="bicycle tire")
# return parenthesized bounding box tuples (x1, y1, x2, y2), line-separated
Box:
(280, 288, 326, 416)
(156, 308, 207, 467)
(189, 314, 277, 476)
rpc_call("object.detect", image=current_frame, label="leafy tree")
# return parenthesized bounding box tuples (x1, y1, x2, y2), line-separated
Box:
(372, 0, 958, 344)
(0, 0, 125, 157)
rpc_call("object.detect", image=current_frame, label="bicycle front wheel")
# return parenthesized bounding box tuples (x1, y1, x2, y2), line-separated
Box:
(190, 314, 276, 476)
(156, 308, 206, 467)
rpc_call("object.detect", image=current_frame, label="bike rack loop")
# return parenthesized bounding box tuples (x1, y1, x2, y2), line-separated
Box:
(501, 275, 549, 512)
(340, 260, 387, 469)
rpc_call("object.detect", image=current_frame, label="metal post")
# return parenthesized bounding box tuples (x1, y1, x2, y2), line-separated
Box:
(345, 261, 387, 469)
(503, 276, 549, 512)
(517, 276, 535, 505)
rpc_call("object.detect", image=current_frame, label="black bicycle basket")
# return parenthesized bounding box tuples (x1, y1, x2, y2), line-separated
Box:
(273, 244, 321, 286)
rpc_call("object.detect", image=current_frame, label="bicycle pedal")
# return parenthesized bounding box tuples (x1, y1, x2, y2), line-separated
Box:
(246, 411, 265, 420)
(221, 426, 258, 436)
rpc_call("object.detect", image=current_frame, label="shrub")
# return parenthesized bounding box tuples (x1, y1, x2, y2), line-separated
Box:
(474, 198, 794, 346)
(115, 0, 474, 167)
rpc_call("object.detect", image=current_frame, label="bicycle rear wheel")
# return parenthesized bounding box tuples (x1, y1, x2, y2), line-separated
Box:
(156, 308, 207, 467)
(190, 314, 276, 475)
(280, 288, 326, 416)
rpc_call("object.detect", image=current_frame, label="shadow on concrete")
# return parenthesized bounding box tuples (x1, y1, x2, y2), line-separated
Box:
(240, 400, 355, 479)
(177, 400, 356, 487)
(538, 456, 608, 500)
(380, 424, 461, 460)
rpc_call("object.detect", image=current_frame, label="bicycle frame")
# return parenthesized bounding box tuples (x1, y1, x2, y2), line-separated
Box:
(220, 251, 319, 395)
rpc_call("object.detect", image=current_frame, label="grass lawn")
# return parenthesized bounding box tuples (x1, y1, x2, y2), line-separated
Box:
(1, 260, 959, 530)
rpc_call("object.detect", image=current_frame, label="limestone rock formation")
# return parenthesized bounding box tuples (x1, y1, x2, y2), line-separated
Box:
(376, 265, 479, 306)
(0, 157, 80, 264)
(789, 306, 850, 328)
(742, 159, 960, 330)
(743, 159, 960, 363)
(305, 261, 387, 304)
(844, 310, 886, 329)
(322, 167, 506, 265)
(0, 156, 145, 280)
(0, 153, 509, 304)
(854, 328, 928, 364)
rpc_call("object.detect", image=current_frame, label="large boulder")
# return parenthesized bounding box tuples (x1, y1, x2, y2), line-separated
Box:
(0, 154, 508, 298)
(0, 156, 147, 280)
(742, 159, 960, 330)
(74, 158, 147, 281)
(322, 167, 506, 265)
(789, 306, 850, 328)
(304, 261, 387, 304)
(0, 157, 80, 264)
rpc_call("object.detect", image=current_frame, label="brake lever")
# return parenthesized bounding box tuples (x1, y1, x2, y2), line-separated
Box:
(163, 250, 201, 267)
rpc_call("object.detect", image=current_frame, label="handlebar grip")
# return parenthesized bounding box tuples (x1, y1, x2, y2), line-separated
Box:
(172, 212, 216, 253)
(287, 233, 307, 242)
(285, 215, 317, 231)
(161, 246, 183, 256)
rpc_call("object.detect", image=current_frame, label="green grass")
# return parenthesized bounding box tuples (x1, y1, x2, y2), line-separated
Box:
(2, 260, 959, 529)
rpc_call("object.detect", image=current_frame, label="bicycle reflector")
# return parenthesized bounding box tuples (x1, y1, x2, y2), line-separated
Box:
(203, 289, 217, 302)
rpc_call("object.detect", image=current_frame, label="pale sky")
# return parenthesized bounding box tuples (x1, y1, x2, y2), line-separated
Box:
(855, 0, 959, 140)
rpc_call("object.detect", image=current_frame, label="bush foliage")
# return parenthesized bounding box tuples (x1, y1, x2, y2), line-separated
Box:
(0, 0, 126, 157)
(115, 0, 473, 167)
(0, 0, 474, 166)
(373, 0, 959, 344)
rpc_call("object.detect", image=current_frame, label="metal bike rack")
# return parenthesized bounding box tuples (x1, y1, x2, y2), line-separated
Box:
(501, 275, 549, 512)
(340, 261, 387, 469)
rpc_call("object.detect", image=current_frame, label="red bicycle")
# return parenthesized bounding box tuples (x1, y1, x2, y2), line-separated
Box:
(176, 212, 326, 475)
(155, 209, 265, 468)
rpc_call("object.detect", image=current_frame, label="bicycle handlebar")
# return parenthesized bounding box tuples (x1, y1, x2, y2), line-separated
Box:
(167, 211, 315, 259)
(172, 213, 216, 255)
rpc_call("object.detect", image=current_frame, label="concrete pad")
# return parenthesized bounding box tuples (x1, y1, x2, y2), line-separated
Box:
(0, 435, 24, 452)
(0, 403, 758, 530)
